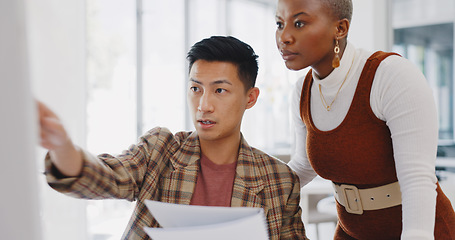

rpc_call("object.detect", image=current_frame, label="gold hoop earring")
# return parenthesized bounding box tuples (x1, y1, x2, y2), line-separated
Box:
(332, 39, 340, 68)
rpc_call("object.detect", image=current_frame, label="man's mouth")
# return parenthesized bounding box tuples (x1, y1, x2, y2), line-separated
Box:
(199, 120, 215, 124)
(197, 119, 216, 129)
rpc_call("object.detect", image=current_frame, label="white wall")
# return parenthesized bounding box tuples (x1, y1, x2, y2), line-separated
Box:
(349, 0, 390, 51)
(0, 1, 42, 239)
(26, 0, 88, 239)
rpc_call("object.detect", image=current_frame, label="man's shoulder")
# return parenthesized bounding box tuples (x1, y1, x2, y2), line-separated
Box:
(143, 127, 192, 141)
(249, 147, 296, 176)
(247, 147, 300, 193)
(142, 127, 195, 149)
(250, 147, 283, 163)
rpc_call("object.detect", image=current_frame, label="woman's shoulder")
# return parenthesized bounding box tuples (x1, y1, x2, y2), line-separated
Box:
(376, 52, 427, 84)
(352, 46, 426, 83)
(357, 48, 418, 74)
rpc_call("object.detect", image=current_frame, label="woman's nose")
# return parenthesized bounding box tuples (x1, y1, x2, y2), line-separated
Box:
(277, 25, 294, 46)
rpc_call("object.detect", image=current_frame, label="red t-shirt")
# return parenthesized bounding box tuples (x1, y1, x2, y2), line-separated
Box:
(190, 154, 237, 207)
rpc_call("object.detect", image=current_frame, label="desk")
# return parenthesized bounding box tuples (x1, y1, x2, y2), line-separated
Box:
(436, 158, 455, 170)
(300, 177, 335, 223)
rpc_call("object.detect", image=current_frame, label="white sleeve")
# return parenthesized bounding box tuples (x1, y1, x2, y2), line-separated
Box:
(287, 78, 318, 187)
(372, 56, 438, 240)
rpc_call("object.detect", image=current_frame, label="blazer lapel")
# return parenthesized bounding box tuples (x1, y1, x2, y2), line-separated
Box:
(161, 132, 265, 208)
(162, 131, 200, 205)
(231, 135, 265, 209)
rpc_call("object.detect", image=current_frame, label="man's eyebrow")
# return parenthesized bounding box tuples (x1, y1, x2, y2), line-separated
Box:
(189, 78, 201, 84)
(212, 80, 232, 86)
(189, 79, 232, 85)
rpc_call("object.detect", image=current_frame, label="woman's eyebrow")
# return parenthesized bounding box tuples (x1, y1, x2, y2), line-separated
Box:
(293, 12, 309, 18)
(275, 11, 309, 20)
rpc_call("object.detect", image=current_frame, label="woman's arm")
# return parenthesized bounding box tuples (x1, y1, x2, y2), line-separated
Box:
(372, 56, 438, 240)
(287, 78, 318, 187)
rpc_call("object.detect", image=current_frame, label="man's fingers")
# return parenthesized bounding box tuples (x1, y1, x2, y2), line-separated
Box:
(37, 100, 58, 119)
(40, 116, 61, 129)
(40, 126, 68, 150)
(38, 110, 69, 150)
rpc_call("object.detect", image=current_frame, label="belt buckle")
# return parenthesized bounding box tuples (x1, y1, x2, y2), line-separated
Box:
(339, 184, 363, 215)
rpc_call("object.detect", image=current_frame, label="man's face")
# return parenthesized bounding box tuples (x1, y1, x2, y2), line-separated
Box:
(187, 60, 258, 143)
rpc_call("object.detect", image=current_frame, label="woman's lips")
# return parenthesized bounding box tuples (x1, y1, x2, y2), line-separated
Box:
(281, 50, 298, 61)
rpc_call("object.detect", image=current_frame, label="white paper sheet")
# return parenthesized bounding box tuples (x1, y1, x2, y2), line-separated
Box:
(143, 200, 269, 240)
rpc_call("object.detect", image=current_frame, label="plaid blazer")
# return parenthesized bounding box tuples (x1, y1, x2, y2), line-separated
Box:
(46, 127, 307, 239)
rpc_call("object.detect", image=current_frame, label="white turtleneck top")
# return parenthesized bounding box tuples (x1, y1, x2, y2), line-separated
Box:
(288, 42, 439, 240)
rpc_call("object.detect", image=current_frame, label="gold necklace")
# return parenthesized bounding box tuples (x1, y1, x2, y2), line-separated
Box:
(318, 54, 355, 111)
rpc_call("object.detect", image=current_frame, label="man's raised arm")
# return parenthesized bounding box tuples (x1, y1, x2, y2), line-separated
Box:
(38, 101, 83, 177)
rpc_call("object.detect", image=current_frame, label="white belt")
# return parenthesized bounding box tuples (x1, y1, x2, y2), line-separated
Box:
(332, 181, 402, 215)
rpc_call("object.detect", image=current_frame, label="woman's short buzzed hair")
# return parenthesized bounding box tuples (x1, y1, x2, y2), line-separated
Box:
(322, 0, 353, 22)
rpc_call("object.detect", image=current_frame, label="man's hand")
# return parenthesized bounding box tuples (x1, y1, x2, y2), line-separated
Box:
(38, 100, 71, 150)
(37, 101, 83, 177)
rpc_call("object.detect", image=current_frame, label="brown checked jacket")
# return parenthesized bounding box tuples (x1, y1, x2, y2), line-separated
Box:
(45, 127, 307, 240)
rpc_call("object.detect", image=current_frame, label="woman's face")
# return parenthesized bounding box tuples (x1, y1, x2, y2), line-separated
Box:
(275, 0, 338, 76)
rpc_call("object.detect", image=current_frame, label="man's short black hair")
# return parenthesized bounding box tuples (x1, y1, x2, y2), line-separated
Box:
(187, 36, 259, 90)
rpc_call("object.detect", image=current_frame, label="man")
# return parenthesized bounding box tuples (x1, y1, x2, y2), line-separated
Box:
(39, 36, 307, 239)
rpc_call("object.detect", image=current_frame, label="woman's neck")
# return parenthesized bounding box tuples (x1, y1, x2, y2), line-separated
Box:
(313, 39, 348, 79)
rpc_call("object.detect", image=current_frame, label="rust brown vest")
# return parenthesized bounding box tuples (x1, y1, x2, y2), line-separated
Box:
(300, 51, 455, 239)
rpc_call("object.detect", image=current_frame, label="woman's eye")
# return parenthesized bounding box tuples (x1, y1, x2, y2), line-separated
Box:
(215, 88, 226, 94)
(276, 22, 283, 29)
(295, 21, 304, 28)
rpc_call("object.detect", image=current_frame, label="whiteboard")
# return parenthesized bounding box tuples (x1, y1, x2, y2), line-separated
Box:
(0, 0, 42, 239)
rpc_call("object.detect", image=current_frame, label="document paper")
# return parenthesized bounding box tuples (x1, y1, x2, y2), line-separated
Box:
(143, 200, 269, 240)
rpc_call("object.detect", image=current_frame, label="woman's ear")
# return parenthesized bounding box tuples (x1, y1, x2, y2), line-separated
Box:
(335, 18, 350, 39)
(245, 87, 260, 110)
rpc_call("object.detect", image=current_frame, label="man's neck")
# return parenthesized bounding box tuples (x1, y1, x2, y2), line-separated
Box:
(199, 134, 241, 165)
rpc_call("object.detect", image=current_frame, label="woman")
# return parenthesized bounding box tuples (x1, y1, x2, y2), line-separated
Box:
(275, 0, 455, 239)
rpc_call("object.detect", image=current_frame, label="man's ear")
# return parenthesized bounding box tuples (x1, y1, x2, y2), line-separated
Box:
(245, 87, 260, 110)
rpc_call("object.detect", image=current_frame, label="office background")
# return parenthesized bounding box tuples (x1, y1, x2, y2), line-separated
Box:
(1, 0, 454, 239)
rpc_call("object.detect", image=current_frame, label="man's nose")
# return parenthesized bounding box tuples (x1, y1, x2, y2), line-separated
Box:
(197, 92, 214, 113)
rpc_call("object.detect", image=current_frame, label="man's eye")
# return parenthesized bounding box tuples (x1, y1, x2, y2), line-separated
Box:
(190, 86, 199, 92)
(216, 88, 226, 93)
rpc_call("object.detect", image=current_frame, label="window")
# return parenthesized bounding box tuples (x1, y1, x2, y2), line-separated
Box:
(86, 0, 137, 239)
(393, 23, 454, 143)
(86, 0, 137, 153)
(391, 0, 455, 146)
(141, 0, 186, 133)
(227, 0, 303, 154)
